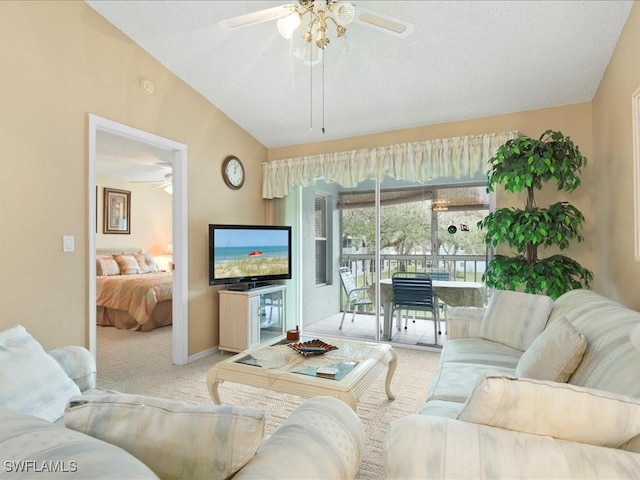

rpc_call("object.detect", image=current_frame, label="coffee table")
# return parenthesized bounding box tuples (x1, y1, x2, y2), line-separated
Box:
(206, 337, 397, 411)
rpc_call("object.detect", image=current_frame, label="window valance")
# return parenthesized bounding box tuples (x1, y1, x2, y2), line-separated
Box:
(262, 131, 520, 199)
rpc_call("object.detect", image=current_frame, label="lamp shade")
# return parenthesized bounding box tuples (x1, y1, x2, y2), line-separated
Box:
(277, 12, 300, 39)
(333, 2, 355, 25)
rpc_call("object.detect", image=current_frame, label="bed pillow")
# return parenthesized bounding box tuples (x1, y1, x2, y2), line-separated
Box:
(133, 253, 152, 274)
(65, 393, 266, 480)
(515, 316, 587, 382)
(0, 325, 80, 422)
(457, 374, 640, 448)
(114, 254, 142, 275)
(96, 256, 120, 276)
(143, 252, 159, 273)
(478, 290, 553, 351)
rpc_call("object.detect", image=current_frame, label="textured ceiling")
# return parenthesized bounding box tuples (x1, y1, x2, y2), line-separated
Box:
(86, 1, 633, 149)
(96, 131, 173, 182)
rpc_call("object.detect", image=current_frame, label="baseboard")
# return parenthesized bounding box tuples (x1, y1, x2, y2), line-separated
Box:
(188, 345, 219, 363)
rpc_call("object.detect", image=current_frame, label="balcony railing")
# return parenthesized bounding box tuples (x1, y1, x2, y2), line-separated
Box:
(340, 253, 487, 288)
(338, 253, 486, 317)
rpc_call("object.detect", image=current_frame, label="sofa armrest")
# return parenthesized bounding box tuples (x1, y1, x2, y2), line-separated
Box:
(48, 345, 96, 392)
(384, 415, 640, 479)
(446, 307, 485, 339)
(234, 396, 366, 480)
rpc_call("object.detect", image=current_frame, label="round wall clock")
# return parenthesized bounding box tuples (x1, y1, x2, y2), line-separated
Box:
(222, 155, 245, 190)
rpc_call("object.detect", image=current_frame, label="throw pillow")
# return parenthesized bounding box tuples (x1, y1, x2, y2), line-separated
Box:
(114, 254, 141, 275)
(133, 253, 151, 274)
(65, 393, 266, 480)
(478, 290, 553, 351)
(515, 316, 587, 382)
(143, 252, 159, 273)
(96, 256, 120, 276)
(457, 373, 640, 448)
(0, 325, 81, 422)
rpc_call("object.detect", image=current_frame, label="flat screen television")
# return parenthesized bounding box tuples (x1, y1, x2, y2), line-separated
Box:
(209, 224, 292, 288)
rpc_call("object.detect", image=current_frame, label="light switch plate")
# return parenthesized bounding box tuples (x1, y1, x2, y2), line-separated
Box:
(63, 235, 75, 253)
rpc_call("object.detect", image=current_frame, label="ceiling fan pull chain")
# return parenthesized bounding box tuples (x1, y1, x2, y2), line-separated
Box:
(322, 48, 325, 134)
(310, 44, 313, 132)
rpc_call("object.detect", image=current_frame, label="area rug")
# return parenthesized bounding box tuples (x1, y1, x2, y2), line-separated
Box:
(96, 326, 440, 479)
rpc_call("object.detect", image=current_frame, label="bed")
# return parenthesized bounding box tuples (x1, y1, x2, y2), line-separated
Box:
(96, 250, 172, 332)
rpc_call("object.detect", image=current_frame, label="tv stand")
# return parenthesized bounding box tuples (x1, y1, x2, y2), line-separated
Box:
(219, 284, 286, 352)
(227, 282, 273, 292)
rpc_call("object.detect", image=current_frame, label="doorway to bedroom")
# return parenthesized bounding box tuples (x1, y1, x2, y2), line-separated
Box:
(88, 115, 188, 367)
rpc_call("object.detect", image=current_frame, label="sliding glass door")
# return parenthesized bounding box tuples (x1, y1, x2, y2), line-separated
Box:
(288, 176, 489, 349)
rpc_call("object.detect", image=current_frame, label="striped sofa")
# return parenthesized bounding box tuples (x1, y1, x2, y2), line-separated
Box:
(0, 325, 365, 479)
(384, 289, 640, 478)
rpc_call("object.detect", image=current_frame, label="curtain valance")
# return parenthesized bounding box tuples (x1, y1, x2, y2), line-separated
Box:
(262, 131, 520, 199)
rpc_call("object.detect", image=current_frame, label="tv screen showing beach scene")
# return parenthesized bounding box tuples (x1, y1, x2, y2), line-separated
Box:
(210, 225, 291, 285)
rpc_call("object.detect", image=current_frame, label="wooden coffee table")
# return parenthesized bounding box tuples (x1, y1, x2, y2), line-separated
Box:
(206, 337, 397, 411)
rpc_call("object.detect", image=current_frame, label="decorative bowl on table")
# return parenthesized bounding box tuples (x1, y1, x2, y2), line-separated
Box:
(288, 339, 338, 356)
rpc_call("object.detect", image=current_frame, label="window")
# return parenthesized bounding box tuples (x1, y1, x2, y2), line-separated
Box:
(315, 195, 328, 285)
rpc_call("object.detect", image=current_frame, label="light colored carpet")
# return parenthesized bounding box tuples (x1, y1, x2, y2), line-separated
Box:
(96, 326, 440, 479)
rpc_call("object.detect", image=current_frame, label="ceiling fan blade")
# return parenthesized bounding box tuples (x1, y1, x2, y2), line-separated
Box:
(353, 5, 414, 38)
(220, 5, 293, 30)
(131, 173, 172, 186)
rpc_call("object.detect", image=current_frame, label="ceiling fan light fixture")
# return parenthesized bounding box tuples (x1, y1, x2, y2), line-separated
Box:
(332, 2, 355, 26)
(278, 0, 354, 50)
(277, 11, 301, 39)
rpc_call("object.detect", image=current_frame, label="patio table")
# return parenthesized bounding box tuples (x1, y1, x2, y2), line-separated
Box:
(368, 279, 486, 340)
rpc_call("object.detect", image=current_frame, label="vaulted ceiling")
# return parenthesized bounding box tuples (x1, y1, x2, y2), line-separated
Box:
(86, 1, 633, 149)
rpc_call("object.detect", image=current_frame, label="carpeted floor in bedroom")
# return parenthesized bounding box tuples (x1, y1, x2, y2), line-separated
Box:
(96, 325, 440, 479)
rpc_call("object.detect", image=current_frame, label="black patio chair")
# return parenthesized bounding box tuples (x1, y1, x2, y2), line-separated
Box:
(426, 270, 451, 334)
(391, 272, 439, 341)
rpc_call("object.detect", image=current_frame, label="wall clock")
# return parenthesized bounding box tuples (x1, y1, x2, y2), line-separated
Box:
(222, 155, 245, 190)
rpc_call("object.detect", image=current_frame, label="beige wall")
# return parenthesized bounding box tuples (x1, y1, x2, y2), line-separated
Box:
(0, 2, 267, 353)
(3, 1, 638, 354)
(96, 175, 172, 254)
(592, 2, 640, 308)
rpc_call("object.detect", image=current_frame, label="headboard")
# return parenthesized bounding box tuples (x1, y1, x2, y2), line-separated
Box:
(96, 248, 142, 256)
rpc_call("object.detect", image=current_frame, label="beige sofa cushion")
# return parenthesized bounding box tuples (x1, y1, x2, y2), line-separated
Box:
(385, 414, 640, 479)
(515, 316, 587, 382)
(65, 393, 265, 480)
(0, 408, 158, 478)
(0, 325, 81, 422)
(457, 374, 640, 448)
(478, 290, 553, 351)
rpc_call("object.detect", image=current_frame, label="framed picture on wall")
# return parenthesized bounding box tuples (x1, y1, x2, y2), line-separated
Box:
(103, 187, 131, 234)
(634, 87, 640, 261)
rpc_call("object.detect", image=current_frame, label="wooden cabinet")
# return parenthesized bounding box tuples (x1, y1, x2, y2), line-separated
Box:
(218, 285, 286, 353)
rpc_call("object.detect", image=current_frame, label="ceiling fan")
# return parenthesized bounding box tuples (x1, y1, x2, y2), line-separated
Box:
(131, 173, 173, 193)
(220, 1, 414, 42)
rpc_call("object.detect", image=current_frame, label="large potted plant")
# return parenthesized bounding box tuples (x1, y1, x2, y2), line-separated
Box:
(478, 130, 593, 299)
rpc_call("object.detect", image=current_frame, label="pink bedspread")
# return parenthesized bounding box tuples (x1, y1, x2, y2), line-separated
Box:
(96, 273, 172, 326)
